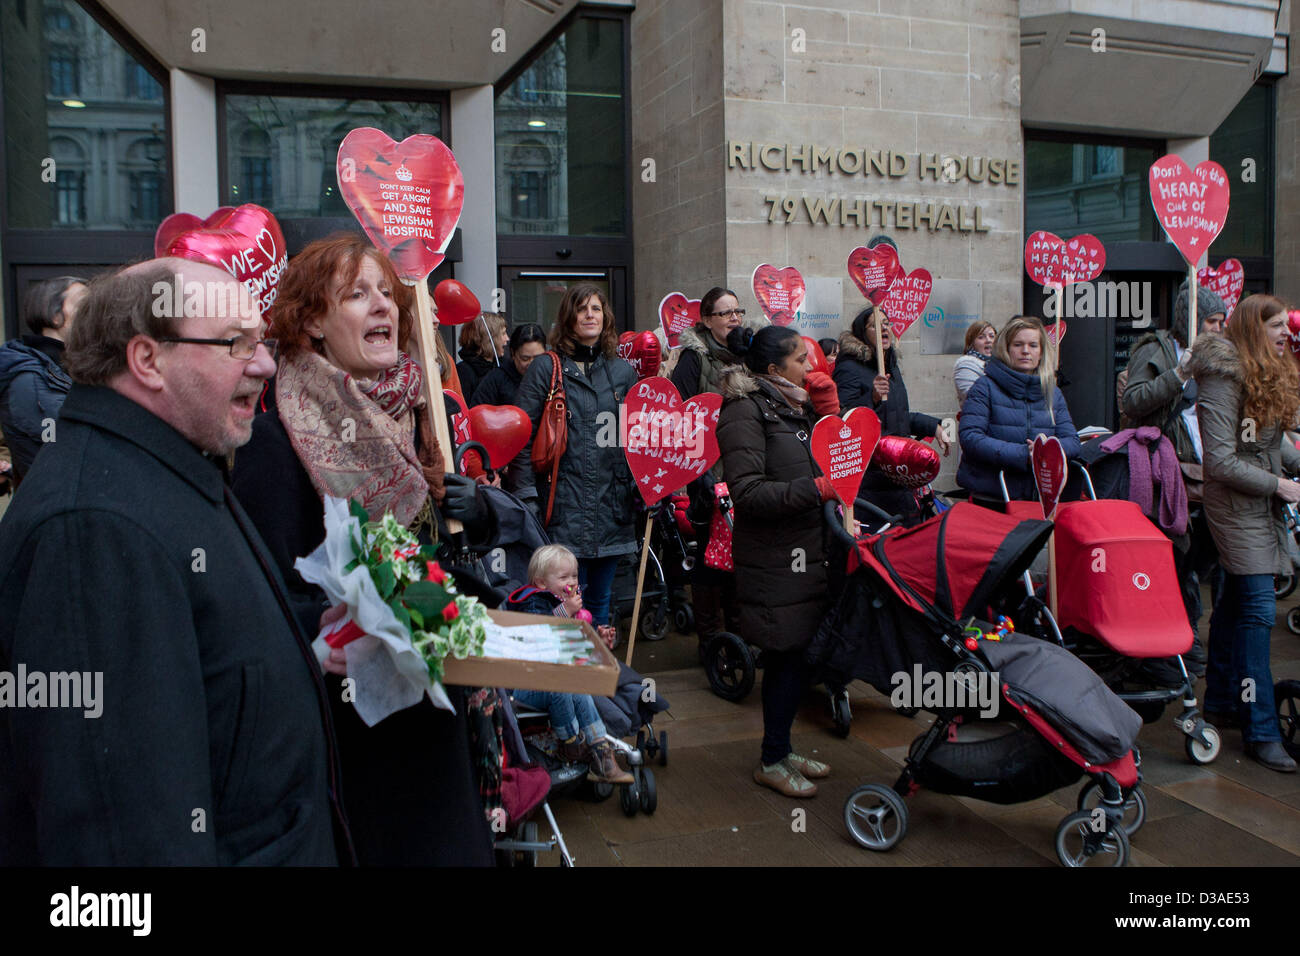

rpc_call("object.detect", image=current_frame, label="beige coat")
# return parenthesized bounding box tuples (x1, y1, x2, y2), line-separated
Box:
(1189, 334, 1300, 576)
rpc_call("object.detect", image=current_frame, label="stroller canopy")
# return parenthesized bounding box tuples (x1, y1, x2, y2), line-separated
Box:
(857, 502, 1054, 620)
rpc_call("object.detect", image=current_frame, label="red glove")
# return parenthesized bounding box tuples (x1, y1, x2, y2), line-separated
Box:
(815, 476, 838, 502)
(804, 370, 839, 417)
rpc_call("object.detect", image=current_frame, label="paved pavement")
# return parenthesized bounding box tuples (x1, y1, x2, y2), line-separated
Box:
(539, 604, 1300, 867)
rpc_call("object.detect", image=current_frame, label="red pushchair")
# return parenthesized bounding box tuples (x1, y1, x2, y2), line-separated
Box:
(811, 501, 1147, 866)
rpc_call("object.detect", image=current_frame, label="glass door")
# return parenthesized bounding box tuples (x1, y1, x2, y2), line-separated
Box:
(499, 267, 625, 335)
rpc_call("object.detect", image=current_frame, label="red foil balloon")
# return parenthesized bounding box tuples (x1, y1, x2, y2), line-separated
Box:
(153, 204, 288, 312)
(802, 337, 829, 376)
(874, 435, 941, 488)
(433, 279, 480, 326)
(1287, 311, 1300, 371)
(617, 330, 662, 379)
(466, 404, 532, 469)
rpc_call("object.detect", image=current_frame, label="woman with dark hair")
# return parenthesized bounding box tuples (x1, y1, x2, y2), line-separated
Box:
(718, 325, 835, 797)
(953, 319, 996, 405)
(470, 322, 546, 407)
(509, 283, 638, 634)
(231, 233, 497, 865)
(672, 286, 745, 401)
(0, 275, 87, 484)
(817, 337, 839, 371)
(833, 305, 949, 522)
(456, 312, 507, 403)
(1189, 294, 1300, 773)
(957, 315, 1080, 502)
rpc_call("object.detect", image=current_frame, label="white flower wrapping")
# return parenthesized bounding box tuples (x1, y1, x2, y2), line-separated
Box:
(296, 496, 456, 724)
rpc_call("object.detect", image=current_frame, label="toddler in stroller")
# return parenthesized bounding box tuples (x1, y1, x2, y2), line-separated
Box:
(810, 501, 1147, 866)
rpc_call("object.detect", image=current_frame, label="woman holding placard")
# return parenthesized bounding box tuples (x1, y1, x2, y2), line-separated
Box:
(834, 305, 949, 523)
(718, 325, 836, 797)
(509, 283, 638, 635)
(957, 316, 1080, 503)
(1188, 294, 1300, 773)
(232, 234, 498, 865)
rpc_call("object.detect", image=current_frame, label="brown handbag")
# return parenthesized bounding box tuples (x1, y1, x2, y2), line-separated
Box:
(530, 352, 568, 525)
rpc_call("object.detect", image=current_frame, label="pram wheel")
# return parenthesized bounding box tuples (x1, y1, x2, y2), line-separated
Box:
(589, 780, 615, 802)
(843, 784, 908, 851)
(620, 779, 641, 817)
(639, 767, 658, 814)
(830, 691, 852, 738)
(674, 605, 695, 634)
(659, 730, 669, 766)
(1076, 782, 1147, 837)
(1184, 723, 1221, 764)
(1275, 680, 1300, 749)
(518, 822, 539, 867)
(640, 602, 668, 642)
(1288, 607, 1300, 635)
(1055, 810, 1130, 867)
(705, 632, 756, 701)
(1277, 574, 1296, 600)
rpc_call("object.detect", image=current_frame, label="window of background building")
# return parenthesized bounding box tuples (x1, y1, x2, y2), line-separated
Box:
(2, 0, 171, 231)
(220, 90, 443, 218)
(1025, 134, 1159, 244)
(1210, 82, 1273, 266)
(495, 14, 626, 238)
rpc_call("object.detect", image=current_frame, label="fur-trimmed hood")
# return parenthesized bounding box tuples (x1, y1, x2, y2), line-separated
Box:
(719, 363, 759, 401)
(1188, 333, 1239, 383)
(677, 324, 719, 356)
(836, 329, 897, 374)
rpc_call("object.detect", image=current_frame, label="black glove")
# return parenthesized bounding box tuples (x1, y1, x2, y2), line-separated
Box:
(442, 473, 485, 526)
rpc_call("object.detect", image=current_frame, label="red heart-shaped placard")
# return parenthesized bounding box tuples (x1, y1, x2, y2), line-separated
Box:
(336, 127, 464, 282)
(1148, 156, 1230, 264)
(877, 269, 933, 339)
(874, 435, 941, 488)
(1046, 320, 1067, 347)
(1197, 259, 1244, 316)
(802, 337, 829, 376)
(847, 244, 903, 304)
(623, 379, 723, 505)
(751, 265, 806, 326)
(617, 330, 662, 379)
(658, 293, 700, 348)
(1024, 231, 1106, 289)
(466, 404, 532, 470)
(811, 410, 881, 506)
(1031, 434, 1068, 520)
(153, 204, 288, 313)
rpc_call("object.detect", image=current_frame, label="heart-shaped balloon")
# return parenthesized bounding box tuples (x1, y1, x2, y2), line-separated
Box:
(1148, 156, 1230, 264)
(874, 435, 941, 488)
(751, 265, 806, 326)
(466, 404, 532, 470)
(434, 279, 480, 326)
(847, 244, 903, 304)
(811, 410, 882, 506)
(623, 378, 723, 505)
(1287, 312, 1300, 371)
(153, 204, 288, 313)
(658, 292, 701, 348)
(802, 337, 829, 376)
(336, 127, 464, 281)
(1197, 259, 1244, 316)
(877, 269, 933, 339)
(1046, 320, 1067, 347)
(1031, 434, 1068, 520)
(1024, 231, 1106, 289)
(618, 330, 662, 379)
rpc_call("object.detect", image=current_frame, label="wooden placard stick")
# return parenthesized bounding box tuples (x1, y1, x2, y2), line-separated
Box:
(1187, 263, 1199, 349)
(624, 516, 655, 666)
(407, 278, 462, 535)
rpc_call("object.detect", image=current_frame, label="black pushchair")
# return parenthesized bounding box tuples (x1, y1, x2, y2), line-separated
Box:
(613, 495, 697, 641)
(810, 501, 1147, 866)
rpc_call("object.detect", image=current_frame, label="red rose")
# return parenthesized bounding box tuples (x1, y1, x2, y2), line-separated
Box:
(441, 601, 459, 622)
(426, 560, 446, 584)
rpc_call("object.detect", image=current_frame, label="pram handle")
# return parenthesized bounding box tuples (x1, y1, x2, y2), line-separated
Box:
(454, 439, 494, 477)
(823, 501, 858, 551)
(854, 497, 904, 529)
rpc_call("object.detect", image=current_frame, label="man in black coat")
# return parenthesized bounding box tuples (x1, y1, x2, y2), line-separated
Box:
(0, 259, 351, 865)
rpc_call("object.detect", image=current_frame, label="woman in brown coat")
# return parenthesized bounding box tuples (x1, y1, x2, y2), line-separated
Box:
(718, 326, 837, 797)
(1189, 294, 1300, 772)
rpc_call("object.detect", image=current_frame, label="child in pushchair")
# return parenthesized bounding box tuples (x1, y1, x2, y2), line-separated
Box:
(810, 500, 1147, 866)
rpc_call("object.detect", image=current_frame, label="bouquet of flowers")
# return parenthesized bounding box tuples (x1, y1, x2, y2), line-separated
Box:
(296, 496, 491, 725)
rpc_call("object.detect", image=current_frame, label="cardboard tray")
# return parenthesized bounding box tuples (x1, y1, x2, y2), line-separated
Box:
(442, 609, 620, 696)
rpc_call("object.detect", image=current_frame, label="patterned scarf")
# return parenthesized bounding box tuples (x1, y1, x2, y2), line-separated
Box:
(757, 372, 809, 410)
(276, 349, 445, 528)
(966, 348, 990, 365)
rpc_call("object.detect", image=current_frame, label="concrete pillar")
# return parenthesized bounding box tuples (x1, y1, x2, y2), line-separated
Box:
(449, 85, 498, 312)
(1168, 136, 1211, 270)
(169, 69, 219, 213)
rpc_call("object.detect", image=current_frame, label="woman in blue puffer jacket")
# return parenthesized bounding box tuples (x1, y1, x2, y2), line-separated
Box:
(958, 315, 1081, 501)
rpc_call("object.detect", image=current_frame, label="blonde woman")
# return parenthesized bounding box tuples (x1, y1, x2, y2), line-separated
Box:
(957, 316, 1080, 501)
(455, 312, 507, 403)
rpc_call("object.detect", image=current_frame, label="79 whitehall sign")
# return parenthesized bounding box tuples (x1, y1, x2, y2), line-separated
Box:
(729, 142, 1019, 233)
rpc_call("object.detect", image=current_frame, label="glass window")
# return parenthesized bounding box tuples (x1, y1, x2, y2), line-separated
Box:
(222, 92, 443, 218)
(3, 0, 171, 229)
(1025, 137, 1158, 244)
(1210, 83, 1272, 259)
(495, 15, 626, 237)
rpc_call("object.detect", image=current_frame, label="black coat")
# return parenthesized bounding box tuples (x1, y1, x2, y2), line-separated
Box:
(0, 335, 72, 483)
(456, 349, 498, 407)
(508, 349, 639, 559)
(0, 385, 347, 865)
(470, 361, 524, 408)
(231, 396, 496, 866)
(717, 368, 830, 653)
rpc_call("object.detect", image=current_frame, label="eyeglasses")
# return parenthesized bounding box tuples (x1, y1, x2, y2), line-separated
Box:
(709, 309, 746, 318)
(156, 336, 279, 361)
